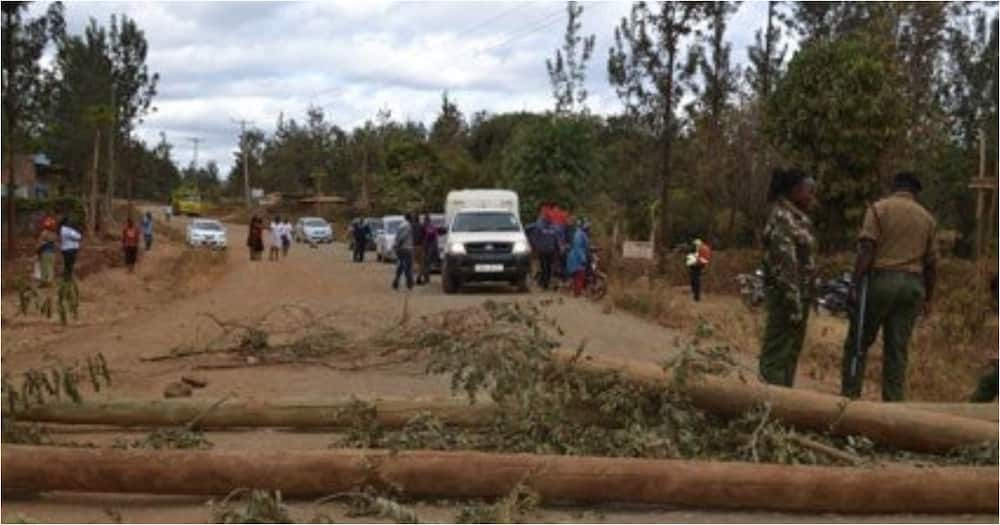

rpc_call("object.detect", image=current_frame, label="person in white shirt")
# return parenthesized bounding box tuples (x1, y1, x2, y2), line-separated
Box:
(280, 219, 292, 257)
(59, 217, 83, 281)
(269, 217, 282, 262)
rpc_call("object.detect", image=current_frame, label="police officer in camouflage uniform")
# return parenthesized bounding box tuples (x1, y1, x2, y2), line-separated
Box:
(841, 172, 937, 401)
(758, 168, 818, 387)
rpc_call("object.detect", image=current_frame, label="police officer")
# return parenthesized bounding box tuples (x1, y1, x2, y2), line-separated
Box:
(841, 171, 937, 401)
(758, 168, 817, 387)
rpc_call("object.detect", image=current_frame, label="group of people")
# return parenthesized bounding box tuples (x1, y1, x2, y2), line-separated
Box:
(383, 213, 441, 291)
(34, 213, 82, 285)
(33, 210, 156, 285)
(527, 215, 592, 296)
(245, 216, 292, 262)
(758, 169, 939, 402)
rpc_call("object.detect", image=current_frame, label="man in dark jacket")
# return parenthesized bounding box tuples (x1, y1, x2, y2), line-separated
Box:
(535, 218, 560, 290)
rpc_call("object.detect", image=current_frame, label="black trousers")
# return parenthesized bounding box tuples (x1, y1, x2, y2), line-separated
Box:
(689, 265, 703, 302)
(62, 249, 78, 281)
(538, 252, 557, 290)
(353, 238, 366, 262)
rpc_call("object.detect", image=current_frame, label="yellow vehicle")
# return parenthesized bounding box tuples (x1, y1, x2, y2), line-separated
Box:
(171, 187, 205, 216)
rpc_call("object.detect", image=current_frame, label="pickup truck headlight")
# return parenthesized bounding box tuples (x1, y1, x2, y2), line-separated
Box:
(448, 242, 466, 255)
(512, 241, 529, 254)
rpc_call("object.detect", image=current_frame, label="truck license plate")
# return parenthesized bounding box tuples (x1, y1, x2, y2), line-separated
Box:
(474, 264, 503, 273)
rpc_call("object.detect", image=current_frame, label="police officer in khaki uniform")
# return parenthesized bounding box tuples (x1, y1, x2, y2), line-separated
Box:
(841, 172, 937, 401)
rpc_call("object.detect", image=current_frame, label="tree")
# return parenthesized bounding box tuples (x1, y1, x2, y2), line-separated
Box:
(2, 1, 64, 262)
(105, 13, 158, 213)
(767, 32, 907, 246)
(684, 1, 741, 244)
(429, 92, 467, 147)
(501, 115, 598, 220)
(608, 1, 710, 270)
(546, 1, 596, 114)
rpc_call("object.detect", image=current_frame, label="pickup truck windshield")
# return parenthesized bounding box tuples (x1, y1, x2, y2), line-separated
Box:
(304, 219, 327, 227)
(385, 221, 402, 234)
(452, 212, 520, 232)
(193, 222, 222, 231)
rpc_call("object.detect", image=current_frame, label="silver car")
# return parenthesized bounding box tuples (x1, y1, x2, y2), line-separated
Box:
(294, 217, 334, 244)
(186, 219, 227, 249)
(376, 215, 405, 262)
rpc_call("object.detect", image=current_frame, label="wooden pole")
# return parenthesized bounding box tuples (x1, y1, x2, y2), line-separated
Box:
(16, 398, 996, 429)
(17, 398, 502, 429)
(3, 445, 995, 513)
(552, 351, 999, 453)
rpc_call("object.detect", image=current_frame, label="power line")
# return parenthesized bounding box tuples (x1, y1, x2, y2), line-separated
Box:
(452, 2, 525, 40)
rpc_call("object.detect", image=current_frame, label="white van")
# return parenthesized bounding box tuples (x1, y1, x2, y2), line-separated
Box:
(441, 190, 531, 293)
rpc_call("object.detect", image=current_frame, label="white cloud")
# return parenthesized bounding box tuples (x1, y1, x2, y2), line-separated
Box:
(35, 1, 768, 177)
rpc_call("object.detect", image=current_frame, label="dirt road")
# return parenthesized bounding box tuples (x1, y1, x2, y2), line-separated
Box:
(2, 217, 991, 523)
(4, 216, 685, 403)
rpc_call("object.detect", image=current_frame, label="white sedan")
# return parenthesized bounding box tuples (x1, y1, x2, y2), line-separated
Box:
(186, 219, 227, 249)
(294, 217, 334, 244)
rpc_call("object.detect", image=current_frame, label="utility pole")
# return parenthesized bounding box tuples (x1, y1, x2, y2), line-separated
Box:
(969, 130, 998, 260)
(187, 136, 203, 195)
(232, 118, 254, 208)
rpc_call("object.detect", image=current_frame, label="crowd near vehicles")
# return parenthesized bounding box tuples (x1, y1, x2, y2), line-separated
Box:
(186, 219, 227, 249)
(294, 217, 334, 244)
(441, 189, 531, 294)
(375, 214, 405, 262)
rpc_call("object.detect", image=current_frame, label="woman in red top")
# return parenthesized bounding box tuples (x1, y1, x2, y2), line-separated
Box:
(122, 218, 141, 272)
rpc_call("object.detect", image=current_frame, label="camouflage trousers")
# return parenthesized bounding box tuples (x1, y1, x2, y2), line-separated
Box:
(841, 271, 924, 402)
(970, 364, 998, 403)
(759, 290, 810, 387)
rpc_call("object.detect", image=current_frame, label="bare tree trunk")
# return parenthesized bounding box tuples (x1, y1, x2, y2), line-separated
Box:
(87, 128, 101, 236)
(4, 445, 996, 512)
(105, 109, 116, 223)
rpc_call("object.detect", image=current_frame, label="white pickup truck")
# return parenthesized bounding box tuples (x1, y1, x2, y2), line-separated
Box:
(441, 189, 531, 294)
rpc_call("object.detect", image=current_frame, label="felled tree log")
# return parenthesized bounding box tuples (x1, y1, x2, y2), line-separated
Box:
(902, 402, 997, 422)
(16, 397, 499, 429)
(3, 445, 995, 513)
(552, 350, 999, 454)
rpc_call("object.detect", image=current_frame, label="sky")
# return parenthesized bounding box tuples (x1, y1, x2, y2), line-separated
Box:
(38, 1, 771, 177)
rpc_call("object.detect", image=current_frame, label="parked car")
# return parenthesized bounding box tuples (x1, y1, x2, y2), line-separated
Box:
(376, 215, 405, 262)
(294, 217, 334, 244)
(441, 190, 530, 294)
(186, 219, 227, 249)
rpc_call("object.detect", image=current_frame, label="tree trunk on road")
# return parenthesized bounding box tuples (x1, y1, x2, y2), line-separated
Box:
(552, 350, 999, 453)
(4, 446, 995, 513)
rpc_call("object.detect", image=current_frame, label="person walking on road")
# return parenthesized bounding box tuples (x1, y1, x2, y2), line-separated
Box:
(141, 212, 154, 251)
(413, 213, 427, 285)
(392, 213, 415, 291)
(280, 218, 292, 258)
(535, 218, 560, 290)
(351, 218, 370, 263)
(59, 217, 82, 282)
(419, 214, 438, 284)
(841, 171, 937, 402)
(122, 217, 141, 273)
(565, 220, 590, 297)
(268, 217, 282, 262)
(247, 216, 264, 261)
(758, 168, 817, 387)
(686, 238, 712, 302)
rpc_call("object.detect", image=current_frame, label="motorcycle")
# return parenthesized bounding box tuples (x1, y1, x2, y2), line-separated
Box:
(815, 272, 852, 316)
(585, 252, 607, 300)
(736, 269, 765, 309)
